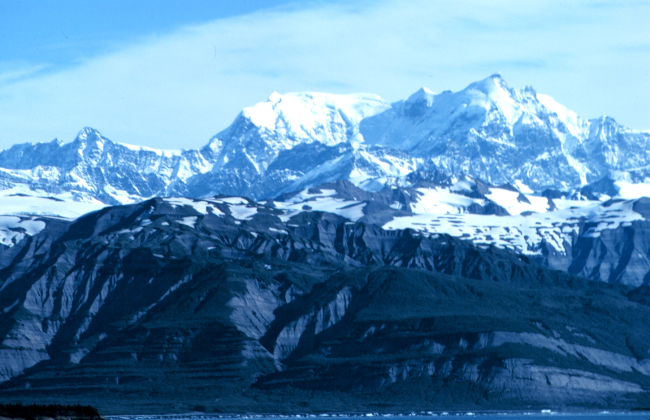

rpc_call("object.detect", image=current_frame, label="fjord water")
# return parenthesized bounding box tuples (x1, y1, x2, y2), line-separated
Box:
(110, 414, 650, 420)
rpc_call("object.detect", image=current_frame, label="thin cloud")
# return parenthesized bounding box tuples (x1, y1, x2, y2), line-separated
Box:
(0, 63, 50, 85)
(0, 0, 648, 150)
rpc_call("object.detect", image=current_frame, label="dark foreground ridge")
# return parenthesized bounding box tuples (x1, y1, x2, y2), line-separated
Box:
(1, 198, 650, 413)
(0, 404, 102, 420)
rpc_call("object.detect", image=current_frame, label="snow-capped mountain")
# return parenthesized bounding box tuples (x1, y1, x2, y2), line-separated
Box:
(1, 74, 648, 205)
(0, 128, 215, 204)
(361, 74, 650, 191)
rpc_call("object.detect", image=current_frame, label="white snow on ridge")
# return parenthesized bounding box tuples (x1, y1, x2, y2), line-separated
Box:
(176, 216, 198, 228)
(0, 216, 47, 247)
(167, 197, 260, 220)
(280, 188, 338, 204)
(166, 197, 225, 216)
(242, 91, 390, 147)
(536, 93, 585, 139)
(167, 188, 368, 224)
(385, 198, 644, 255)
(272, 187, 367, 222)
(0, 192, 104, 247)
(0, 193, 106, 219)
(118, 142, 182, 156)
(485, 188, 548, 215)
(410, 188, 482, 214)
(616, 181, 650, 200)
(277, 198, 366, 222)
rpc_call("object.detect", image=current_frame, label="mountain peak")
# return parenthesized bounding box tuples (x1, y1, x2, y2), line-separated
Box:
(464, 73, 511, 97)
(268, 91, 282, 102)
(75, 127, 106, 144)
(406, 87, 435, 106)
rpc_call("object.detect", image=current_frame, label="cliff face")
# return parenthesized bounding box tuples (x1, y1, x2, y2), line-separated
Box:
(2, 197, 650, 413)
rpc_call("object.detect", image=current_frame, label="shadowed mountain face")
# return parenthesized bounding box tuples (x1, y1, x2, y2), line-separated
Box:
(2, 198, 650, 413)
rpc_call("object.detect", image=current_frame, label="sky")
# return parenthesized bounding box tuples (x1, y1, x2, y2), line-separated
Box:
(0, 0, 648, 150)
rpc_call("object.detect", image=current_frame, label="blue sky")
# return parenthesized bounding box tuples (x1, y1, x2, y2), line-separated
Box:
(0, 0, 648, 150)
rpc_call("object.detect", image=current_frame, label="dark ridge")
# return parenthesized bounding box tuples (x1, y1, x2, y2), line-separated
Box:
(496, 183, 519, 192)
(0, 404, 102, 420)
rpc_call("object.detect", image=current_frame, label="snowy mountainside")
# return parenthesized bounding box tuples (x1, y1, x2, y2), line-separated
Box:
(1, 75, 649, 204)
(4, 175, 650, 285)
(0, 128, 214, 205)
(361, 74, 650, 191)
(4, 193, 650, 412)
(0, 93, 399, 203)
(272, 179, 650, 285)
(0, 193, 105, 248)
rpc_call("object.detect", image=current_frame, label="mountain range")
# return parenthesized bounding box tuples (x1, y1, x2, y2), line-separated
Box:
(1, 74, 648, 205)
(2, 75, 650, 414)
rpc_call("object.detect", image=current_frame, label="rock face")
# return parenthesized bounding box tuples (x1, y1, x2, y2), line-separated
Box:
(1, 76, 649, 204)
(2, 197, 650, 413)
(538, 199, 650, 286)
(360, 75, 650, 191)
(274, 181, 650, 287)
(0, 128, 215, 205)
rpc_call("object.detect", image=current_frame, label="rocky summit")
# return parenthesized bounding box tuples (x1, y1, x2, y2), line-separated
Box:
(2, 76, 650, 413)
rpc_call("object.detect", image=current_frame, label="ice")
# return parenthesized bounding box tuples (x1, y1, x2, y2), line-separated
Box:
(165, 198, 224, 216)
(0, 216, 47, 247)
(384, 198, 645, 255)
(0, 193, 106, 219)
(176, 217, 198, 228)
(410, 188, 482, 214)
(485, 188, 548, 215)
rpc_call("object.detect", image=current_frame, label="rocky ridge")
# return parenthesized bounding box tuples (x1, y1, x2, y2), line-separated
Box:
(1, 196, 650, 413)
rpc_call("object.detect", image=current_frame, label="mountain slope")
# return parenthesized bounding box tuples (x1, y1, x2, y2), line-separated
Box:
(2, 196, 650, 413)
(360, 74, 650, 191)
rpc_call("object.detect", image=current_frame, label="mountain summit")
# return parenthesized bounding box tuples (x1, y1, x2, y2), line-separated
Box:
(360, 74, 650, 190)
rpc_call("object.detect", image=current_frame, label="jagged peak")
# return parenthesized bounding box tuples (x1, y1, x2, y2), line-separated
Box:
(464, 73, 511, 97)
(406, 87, 435, 106)
(74, 127, 107, 145)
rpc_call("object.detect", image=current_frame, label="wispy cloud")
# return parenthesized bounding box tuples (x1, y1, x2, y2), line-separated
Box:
(0, 0, 648, 150)
(0, 63, 50, 85)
